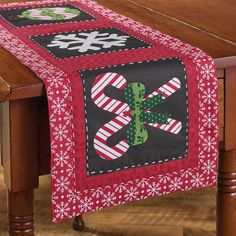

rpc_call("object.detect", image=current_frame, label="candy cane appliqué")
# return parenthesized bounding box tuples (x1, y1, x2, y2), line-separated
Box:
(91, 73, 131, 160)
(91, 73, 182, 160)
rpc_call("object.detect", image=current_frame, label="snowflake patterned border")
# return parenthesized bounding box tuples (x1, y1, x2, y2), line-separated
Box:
(0, 2, 96, 28)
(30, 26, 153, 60)
(80, 57, 189, 176)
(0, 0, 219, 223)
(53, 0, 219, 222)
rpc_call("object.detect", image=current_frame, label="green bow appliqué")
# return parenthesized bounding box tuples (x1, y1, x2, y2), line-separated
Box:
(124, 83, 171, 146)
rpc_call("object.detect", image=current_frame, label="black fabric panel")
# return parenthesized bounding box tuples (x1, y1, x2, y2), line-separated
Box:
(79, 58, 189, 176)
(31, 27, 151, 59)
(0, 4, 95, 27)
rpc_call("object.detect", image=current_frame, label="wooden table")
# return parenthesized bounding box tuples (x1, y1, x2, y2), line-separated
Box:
(0, 0, 236, 235)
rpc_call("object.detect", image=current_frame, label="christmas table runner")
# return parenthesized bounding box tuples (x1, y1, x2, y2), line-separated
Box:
(0, 0, 218, 222)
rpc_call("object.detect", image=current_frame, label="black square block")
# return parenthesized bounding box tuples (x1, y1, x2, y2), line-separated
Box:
(79, 58, 189, 176)
(0, 4, 95, 27)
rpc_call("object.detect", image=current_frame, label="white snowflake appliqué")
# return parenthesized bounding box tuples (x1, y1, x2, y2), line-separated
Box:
(47, 31, 130, 53)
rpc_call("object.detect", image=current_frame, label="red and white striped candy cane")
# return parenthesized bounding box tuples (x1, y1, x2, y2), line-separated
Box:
(94, 115, 131, 160)
(91, 73, 131, 160)
(144, 77, 183, 134)
(91, 72, 129, 115)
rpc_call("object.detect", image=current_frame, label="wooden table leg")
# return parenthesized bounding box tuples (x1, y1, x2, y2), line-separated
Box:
(73, 215, 85, 231)
(217, 150, 236, 236)
(1, 98, 39, 236)
(217, 67, 236, 236)
(8, 190, 34, 235)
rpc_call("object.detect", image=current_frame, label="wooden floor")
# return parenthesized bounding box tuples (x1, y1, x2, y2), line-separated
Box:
(0, 167, 216, 236)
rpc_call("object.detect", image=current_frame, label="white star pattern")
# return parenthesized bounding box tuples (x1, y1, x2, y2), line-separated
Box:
(65, 163, 74, 177)
(67, 189, 80, 203)
(201, 160, 216, 175)
(78, 197, 93, 213)
(63, 111, 73, 125)
(191, 173, 205, 187)
(136, 178, 150, 188)
(53, 124, 69, 141)
(55, 202, 70, 219)
(114, 183, 127, 193)
(54, 150, 70, 167)
(46, 76, 63, 88)
(202, 88, 217, 104)
(147, 182, 161, 196)
(55, 176, 70, 193)
(200, 64, 215, 80)
(169, 177, 183, 191)
(91, 187, 104, 198)
(125, 187, 139, 201)
(202, 113, 217, 128)
(159, 174, 171, 184)
(203, 136, 217, 152)
(102, 192, 117, 207)
(51, 97, 67, 115)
